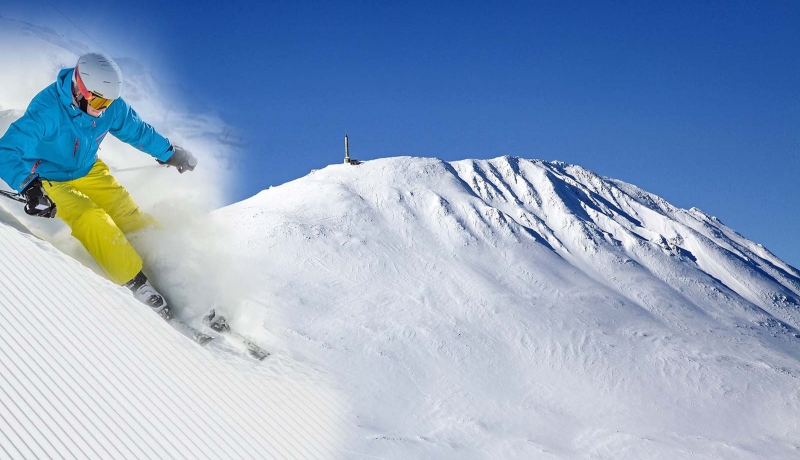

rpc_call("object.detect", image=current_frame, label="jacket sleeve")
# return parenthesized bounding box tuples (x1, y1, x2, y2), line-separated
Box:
(0, 106, 51, 192)
(109, 98, 173, 162)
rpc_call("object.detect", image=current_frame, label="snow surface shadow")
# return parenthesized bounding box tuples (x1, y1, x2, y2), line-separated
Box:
(442, 161, 555, 252)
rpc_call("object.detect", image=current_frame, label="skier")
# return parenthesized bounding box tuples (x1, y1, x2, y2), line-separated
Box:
(0, 52, 196, 319)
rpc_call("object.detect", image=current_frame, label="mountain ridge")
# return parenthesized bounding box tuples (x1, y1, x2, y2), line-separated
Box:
(205, 155, 799, 458)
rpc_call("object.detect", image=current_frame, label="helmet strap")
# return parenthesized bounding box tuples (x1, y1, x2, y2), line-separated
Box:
(71, 81, 90, 113)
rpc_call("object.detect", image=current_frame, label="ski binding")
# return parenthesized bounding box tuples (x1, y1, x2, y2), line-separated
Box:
(203, 309, 270, 361)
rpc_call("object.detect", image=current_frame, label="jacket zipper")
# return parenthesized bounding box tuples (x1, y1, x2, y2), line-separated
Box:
(73, 138, 79, 157)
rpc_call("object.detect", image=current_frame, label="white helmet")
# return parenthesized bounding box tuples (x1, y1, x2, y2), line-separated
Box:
(72, 52, 123, 109)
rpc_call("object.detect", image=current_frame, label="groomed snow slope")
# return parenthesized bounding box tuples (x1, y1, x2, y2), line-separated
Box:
(210, 156, 800, 460)
(0, 16, 356, 459)
(0, 221, 350, 459)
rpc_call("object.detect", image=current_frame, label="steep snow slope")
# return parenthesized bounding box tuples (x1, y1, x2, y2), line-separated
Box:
(0, 217, 350, 459)
(210, 156, 800, 460)
(0, 16, 357, 459)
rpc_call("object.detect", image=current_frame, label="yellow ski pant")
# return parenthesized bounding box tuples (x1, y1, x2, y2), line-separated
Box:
(42, 159, 157, 285)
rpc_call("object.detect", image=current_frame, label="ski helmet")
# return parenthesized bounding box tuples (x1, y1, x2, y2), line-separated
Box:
(72, 52, 123, 111)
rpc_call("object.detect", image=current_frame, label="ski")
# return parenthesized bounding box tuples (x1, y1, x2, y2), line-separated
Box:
(203, 309, 270, 361)
(154, 305, 268, 361)
(149, 305, 214, 346)
(168, 317, 215, 346)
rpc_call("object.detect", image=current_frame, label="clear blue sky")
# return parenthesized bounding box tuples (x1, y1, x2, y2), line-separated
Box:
(4, 1, 800, 267)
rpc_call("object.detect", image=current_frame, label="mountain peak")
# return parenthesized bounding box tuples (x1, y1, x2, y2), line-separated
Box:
(225, 155, 800, 320)
(208, 155, 800, 458)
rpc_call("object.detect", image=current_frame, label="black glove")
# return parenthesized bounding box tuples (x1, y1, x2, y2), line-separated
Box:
(158, 145, 197, 173)
(21, 179, 57, 218)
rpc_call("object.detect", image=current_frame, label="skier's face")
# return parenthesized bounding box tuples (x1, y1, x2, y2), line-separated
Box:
(85, 104, 106, 118)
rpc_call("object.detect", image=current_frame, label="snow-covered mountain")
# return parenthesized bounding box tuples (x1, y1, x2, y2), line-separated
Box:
(202, 156, 799, 459)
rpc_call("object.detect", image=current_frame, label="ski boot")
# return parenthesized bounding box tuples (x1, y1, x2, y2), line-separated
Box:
(125, 271, 172, 320)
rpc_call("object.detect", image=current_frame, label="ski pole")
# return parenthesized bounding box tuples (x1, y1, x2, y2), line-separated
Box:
(0, 190, 26, 203)
(112, 164, 168, 173)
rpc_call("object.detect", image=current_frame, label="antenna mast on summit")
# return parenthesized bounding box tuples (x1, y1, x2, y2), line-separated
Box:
(344, 133, 360, 165)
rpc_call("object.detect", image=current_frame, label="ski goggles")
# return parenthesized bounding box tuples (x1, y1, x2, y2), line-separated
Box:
(73, 69, 116, 110)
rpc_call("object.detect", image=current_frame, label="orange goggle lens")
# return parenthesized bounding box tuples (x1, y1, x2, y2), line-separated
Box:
(87, 94, 114, 110)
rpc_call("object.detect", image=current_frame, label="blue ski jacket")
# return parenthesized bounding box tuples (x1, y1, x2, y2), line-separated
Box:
(0, 68, 173, 192)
